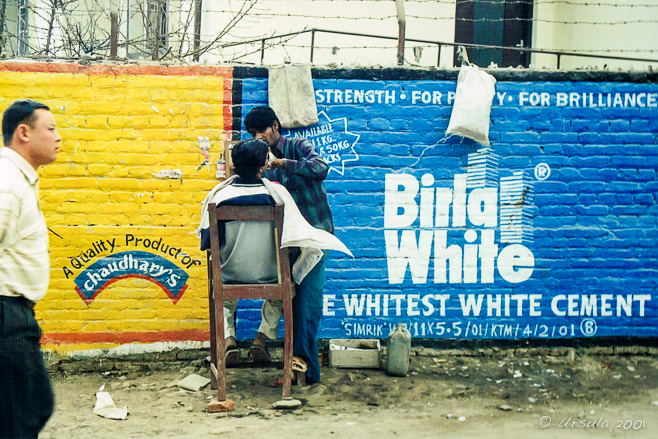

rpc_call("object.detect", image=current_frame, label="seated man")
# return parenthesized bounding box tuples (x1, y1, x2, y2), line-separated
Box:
(196, 139, 352, 378)
(199, 139, 280, 364)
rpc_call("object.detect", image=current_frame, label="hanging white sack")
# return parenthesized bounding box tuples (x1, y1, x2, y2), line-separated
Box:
(268, 64, 319, 128)
(446, 64, 497, 146)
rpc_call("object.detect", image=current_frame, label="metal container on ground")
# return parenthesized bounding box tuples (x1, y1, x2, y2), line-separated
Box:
(385, 323, 411, 376)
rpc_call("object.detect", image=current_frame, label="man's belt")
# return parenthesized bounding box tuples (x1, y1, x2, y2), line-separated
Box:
(0, 295, 37, 309)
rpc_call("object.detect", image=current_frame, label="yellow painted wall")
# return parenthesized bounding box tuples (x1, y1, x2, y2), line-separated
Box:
(0, 63, 232, 355)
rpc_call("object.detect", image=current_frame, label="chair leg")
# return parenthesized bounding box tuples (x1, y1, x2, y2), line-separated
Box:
(282, 295, 294, 398)
(209, 315, 218, 391)
(207, 261, 234, 412)
(208, 297, 234, 412)
(215, 297, 227, 402)
(207, 254, 218, 391)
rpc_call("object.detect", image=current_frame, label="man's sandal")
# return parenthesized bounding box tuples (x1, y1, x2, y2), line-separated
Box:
(291, 356, 308, 373)
(224, 335, 240, 366)
(248, 343, 272, 363)
(225, 347, 240, 366)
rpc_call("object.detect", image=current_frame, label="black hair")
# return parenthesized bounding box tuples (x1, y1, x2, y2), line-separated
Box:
(231, 139, 269, 179)
(2, 99, 50, 146)
(244, 106, 281, 134)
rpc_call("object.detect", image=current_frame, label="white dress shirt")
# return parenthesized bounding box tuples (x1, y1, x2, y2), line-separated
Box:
(0, 147, 50, 302)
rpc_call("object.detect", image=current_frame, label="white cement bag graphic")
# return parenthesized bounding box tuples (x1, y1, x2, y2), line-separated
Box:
(446, 64, 496, 146)
(269, 64, 319, 128)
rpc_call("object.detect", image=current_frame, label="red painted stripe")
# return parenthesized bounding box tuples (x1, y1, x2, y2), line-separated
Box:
(223, 69, 234, 139)
(42, 329, 210, 345)
(0, 61, 231, 77)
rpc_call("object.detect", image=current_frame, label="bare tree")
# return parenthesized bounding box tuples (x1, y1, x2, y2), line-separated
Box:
(0, 0, 263, 62)
(54, 0, 111, 57)
(180, 0, 258, 61)
(0, 0, 7, 56)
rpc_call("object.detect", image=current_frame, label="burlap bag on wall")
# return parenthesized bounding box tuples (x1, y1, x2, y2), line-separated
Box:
(446, 64, 497, 146)
(268, 65, 319, 128)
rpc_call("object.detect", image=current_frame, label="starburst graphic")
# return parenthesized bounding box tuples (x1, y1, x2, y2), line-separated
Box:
(284, 111, 360, 176)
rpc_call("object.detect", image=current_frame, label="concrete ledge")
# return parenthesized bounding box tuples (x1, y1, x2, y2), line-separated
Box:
(47, 341, 657, 374)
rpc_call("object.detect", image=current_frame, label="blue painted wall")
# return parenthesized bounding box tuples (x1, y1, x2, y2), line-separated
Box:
(234, 71, 657, 341)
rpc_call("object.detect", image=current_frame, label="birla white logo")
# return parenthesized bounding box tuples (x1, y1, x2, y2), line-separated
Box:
(384, 148, 536, 285)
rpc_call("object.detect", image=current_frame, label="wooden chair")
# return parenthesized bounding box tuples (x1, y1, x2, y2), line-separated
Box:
(206, 203, 294, 412)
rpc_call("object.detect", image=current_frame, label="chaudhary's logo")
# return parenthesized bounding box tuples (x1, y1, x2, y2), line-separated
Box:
(62, 234, 201, 305)
(73, 251, 189, 304)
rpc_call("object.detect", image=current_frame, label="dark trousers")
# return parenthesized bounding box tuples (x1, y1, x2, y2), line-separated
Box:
(0, 296, 54, 439)
(292, 251, 327, 384)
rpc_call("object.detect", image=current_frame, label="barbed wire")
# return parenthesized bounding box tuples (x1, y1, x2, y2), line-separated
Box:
(241, 13, 658, 26)
(461, 0, 657, 5)
(6, 4, 652, 21)
(453, 17, 658, 25)
(279, 43, 658, 54)
(50, 11, 658, 26)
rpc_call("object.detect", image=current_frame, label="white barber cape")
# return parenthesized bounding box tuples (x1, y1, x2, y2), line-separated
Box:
(195, 176, 353, 283)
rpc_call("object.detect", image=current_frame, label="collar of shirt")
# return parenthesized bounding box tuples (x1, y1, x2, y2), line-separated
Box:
(271, 135, 286, 158)
(0, 147, 39, 186)
(234, 176, 264, 185)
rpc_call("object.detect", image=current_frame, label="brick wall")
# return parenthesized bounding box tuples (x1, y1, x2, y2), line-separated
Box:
(2, 63, 655, 356)
(0, 63, 232, 355)
(235, 68, 658, 342)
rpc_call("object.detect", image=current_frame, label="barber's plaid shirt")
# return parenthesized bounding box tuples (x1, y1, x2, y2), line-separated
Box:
(264, 136, 334, 234)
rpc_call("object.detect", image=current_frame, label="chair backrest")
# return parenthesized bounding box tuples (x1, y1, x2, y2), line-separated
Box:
(207, 203, 292, 301)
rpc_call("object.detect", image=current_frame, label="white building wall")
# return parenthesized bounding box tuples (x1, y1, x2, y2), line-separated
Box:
(200, 0, 456, 67)
(532, 0, 658, 70)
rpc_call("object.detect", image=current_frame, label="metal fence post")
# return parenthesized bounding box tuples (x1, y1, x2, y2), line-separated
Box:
(310, 29, 316, 64)
(261, 39, 266, 64)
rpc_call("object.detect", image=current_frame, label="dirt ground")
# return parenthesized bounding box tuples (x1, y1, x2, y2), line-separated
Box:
(40, 345, 658, 439)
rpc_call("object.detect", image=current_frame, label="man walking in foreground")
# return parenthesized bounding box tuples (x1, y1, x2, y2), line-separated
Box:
(0, 100, 61, 438)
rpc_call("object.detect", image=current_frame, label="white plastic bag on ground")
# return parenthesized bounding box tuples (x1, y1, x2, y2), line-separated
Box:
(446, 64, 496, 146)
(268, 64, 319, 128)
(93, 385, 128, 420)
